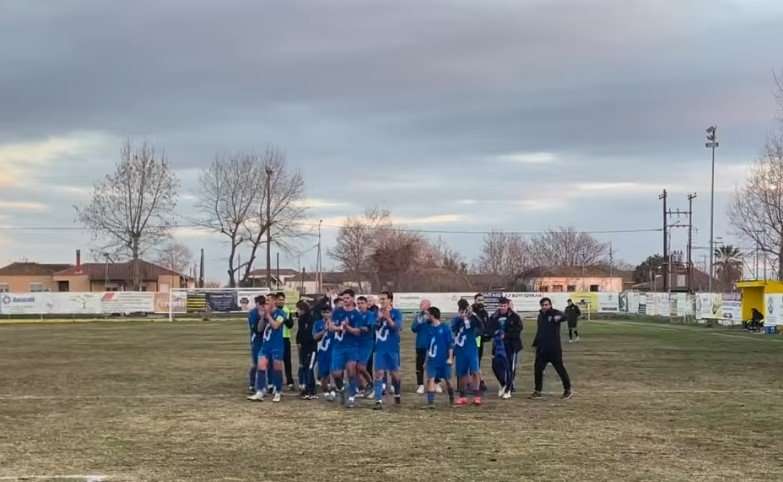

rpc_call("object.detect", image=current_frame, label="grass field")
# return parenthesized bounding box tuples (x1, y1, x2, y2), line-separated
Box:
(1, 318, 782, 481)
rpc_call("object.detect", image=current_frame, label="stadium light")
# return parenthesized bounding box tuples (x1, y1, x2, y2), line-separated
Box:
(705, 125, 719, 292)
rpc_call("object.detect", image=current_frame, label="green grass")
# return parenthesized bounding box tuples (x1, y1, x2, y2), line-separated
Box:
(0, 318, 781, 481)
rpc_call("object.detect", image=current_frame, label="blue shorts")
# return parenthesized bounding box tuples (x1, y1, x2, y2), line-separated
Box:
(261, 346, 283, 362)
(250, 341, 263, 364)
(317, 350, 332, 379)
(375, 351, 400, 372)
(331, 348, 355, 373)
(426, 363, 451, 381)
(357, 343, 373, 366)
(456, 352, 479, 377)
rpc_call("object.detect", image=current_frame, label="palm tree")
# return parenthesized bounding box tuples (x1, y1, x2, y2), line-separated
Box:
(714, 245, 743, 291)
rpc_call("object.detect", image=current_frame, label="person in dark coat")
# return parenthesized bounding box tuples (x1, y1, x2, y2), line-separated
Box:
(295, 300, 318, 398)
(487, 297, 523, 399)
(471, 293, 490, 392)
(564, 299, 582, 343)
(531, 297, 572, 400)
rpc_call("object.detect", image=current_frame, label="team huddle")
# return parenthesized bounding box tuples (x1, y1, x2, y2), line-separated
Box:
(246, 290, 578, 409)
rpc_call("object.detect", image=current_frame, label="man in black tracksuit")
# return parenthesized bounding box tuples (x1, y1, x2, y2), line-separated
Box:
(531, 297, 572, 400)
(471, 294, 490, 392)
(295, 300, 318, 398)
(487, 296, 523, 398)
(565, 299, 582, 342)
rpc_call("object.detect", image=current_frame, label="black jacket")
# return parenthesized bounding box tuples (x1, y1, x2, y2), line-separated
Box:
(471, 303, 491, 341)
(296, 311, 317, 350)
(564, 304, 581, 323)
(533, 308, 566, 354)
(488, 309, 523, 353)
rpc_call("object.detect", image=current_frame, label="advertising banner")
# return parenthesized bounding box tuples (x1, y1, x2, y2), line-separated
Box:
(154, 291, 187, 314)
(0, 292, 102, 315)
(101, 291, 155, 314)
(205, 291, 238, 312)
(765, 294, 783, 326)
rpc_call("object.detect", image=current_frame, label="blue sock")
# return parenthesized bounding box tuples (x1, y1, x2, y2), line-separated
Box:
(374, 380, 383, 401)
(249, 367, 256, 388)
(427, 392, 435, 404)
(393, 380, 401, 397)
(255, 370, 267, 393)
(274, 370, 283, 393)
(348, 378, 357, 398)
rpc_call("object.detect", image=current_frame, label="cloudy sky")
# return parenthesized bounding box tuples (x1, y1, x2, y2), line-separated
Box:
(1, 0, 782, 282)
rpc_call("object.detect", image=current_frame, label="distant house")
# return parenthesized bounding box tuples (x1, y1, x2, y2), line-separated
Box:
(0, 262, 73, 292)
(0, 250, 193, 293)
(285, 271, 374, 295)
(247, 268, 300, 290)
(524, 266, 625, 292)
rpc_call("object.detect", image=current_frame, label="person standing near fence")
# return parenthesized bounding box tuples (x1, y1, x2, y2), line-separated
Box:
(565, 299, 581, 343)
(411, 298, 432, 395)
(531, 297, 572, 400)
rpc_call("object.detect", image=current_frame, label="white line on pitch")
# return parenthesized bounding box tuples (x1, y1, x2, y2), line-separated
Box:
(0, 476, 107, 481)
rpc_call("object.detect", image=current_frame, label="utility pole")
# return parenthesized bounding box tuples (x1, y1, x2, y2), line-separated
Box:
(199, 248, 204, 288)
(706, 126, 719, 292)
(609, 242, 614, 278)
(265, 166, 273, 290)
(659, 190, 668, 291)
(662, 193, 694, 292)
(276, 252, 280, 291)
(687, 193, 696, 292)
(316, 219, 323, 293)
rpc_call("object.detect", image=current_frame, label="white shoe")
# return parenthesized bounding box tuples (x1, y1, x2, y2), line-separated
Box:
(326, 390, 336, 402)
(416, 385, 425, 395)
(498, 386, 506, 397)
(568, 339, 573, 344)
(435, 384, 443, 394)
(576, 337, 581, 342)
(502, 391, 512, 400)
(272, 391, 281, 403)
(247, 391, 265, 402)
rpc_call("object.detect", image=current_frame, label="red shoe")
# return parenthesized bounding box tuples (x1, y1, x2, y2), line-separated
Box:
(473, 397, 482, 406)
(454, 397, 468, 406)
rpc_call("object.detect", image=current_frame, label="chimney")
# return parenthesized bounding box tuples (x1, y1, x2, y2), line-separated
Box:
(76, 249, 81, 267)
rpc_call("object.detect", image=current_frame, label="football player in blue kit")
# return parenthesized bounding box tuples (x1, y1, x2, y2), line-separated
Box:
(452, 298, 483, 406)
(372, 291, 403, 410)
(248, 298, 287, 402)
(424, 306, 455, 408)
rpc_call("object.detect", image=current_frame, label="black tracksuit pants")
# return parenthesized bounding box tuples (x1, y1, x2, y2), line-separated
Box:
(283, 338, 294, 386)
(415, 348, 426, 386)
(534, 349, 571, 392)
(299, 345, 317, 395)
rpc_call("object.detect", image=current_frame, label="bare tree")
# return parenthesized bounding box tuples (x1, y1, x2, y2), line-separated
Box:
(329, 208, 391, 291)
(155, 241, 194, 275)
(240, 148, 307, 285)
(729, 136, 783, 279)
(475, 231, 531, 277)
(370, 227, 426, 290)
(530, 227, 608, 267)
(421, 237, 467, 273)
(196, 154, 262, 287)
(76, 140, 179, 289)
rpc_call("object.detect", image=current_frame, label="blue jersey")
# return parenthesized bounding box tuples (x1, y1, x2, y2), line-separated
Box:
(262, 308, 286, 352)
(332, 307, 362, 350)
(427, 323, 453, 367)
(375, 308, 403, 354)
(357, 309, 377, 347)
(247, 309, 262, 343)
(411, 312, 432, 350)
(312, 317, 332, 354)
(451, 315, 480, 356)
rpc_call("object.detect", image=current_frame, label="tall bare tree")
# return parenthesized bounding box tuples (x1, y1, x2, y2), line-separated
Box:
(329, 208, 392, 291)
(729, 136, 783, 279)
(155, 241, 194, 275)
(530, 227, 608, 267)
(76, 140, 179, 289)
(240, 148, 307, 285)
(475, 231, 531, 277)
(370, 227, 426, 290)
(196, 154, 262, 287)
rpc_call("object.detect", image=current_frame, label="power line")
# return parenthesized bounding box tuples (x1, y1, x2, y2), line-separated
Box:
(0, 223, 664, 236)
